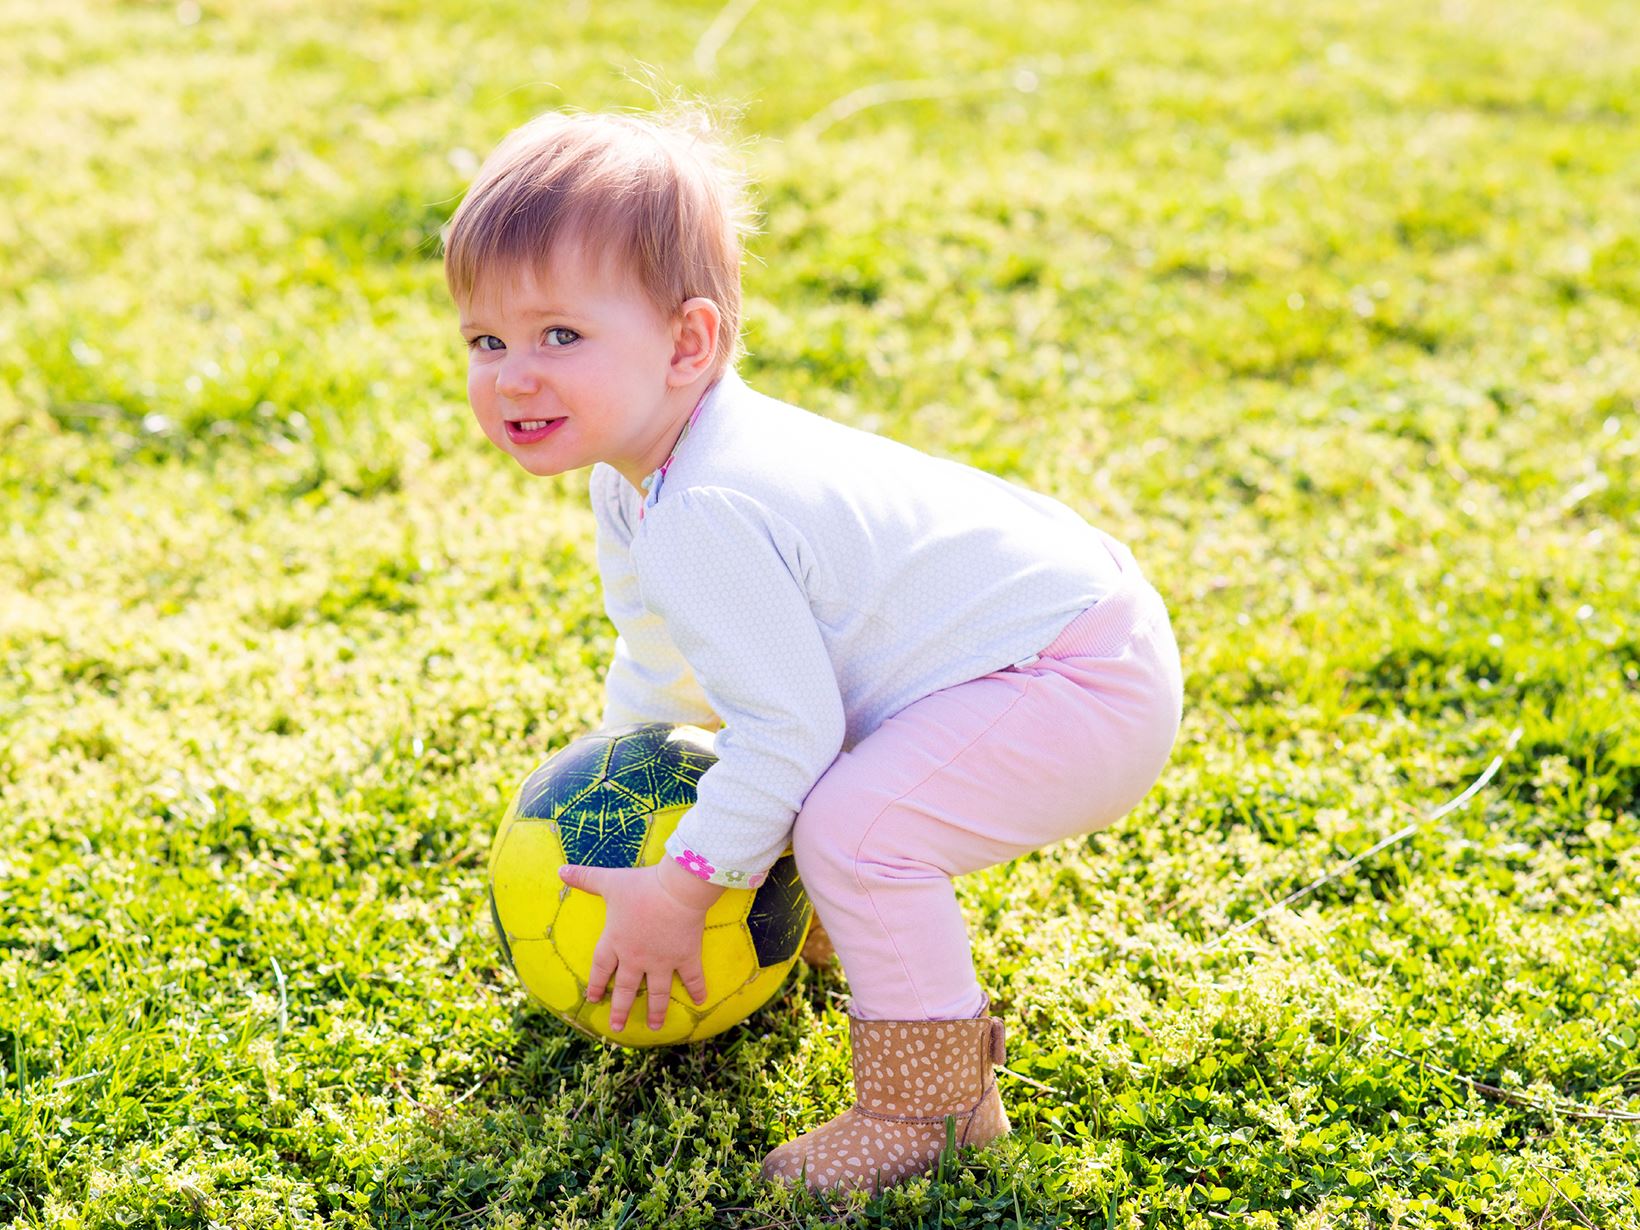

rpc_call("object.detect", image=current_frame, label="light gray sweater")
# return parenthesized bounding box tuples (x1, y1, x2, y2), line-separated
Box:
(591, 367, 1122, 887)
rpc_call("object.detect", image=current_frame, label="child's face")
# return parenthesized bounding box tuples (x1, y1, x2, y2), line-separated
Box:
(458, 241, 688, 488)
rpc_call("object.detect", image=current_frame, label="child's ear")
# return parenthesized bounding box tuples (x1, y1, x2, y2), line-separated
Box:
(668, 297, 722, 385)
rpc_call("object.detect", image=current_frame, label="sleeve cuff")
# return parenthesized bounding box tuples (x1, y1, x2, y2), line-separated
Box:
(663, 831, 771, 889)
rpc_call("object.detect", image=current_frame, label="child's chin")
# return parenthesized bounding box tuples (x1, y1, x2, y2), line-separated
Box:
(513, 453, 568, 478)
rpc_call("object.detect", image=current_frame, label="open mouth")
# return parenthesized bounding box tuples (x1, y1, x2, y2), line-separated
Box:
(505, 417, 566, 444)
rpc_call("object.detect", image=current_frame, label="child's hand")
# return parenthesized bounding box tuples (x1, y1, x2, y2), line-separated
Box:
(556, 861, 723, 1033)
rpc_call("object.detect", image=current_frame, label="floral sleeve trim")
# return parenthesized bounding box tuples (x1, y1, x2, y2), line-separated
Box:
(670, 847, 769, 889)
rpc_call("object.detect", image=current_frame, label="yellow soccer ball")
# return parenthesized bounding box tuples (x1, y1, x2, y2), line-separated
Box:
(487, 722, 814, 1046)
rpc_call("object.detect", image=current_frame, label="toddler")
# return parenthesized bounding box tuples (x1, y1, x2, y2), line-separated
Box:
(443, 107, 1184, 1195)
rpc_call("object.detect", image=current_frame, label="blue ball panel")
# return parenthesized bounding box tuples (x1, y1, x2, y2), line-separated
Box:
(606, 722, 714, 810)
(554, 782, 651, 868)
(745, 854, 812, 966)
(517, 735, 614, 821)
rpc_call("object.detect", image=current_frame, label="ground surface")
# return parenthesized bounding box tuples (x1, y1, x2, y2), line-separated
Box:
(1, 0, 1638, 1225)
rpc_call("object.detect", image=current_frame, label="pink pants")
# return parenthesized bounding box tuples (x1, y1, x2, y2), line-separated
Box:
(791, 529, 1184, 1021)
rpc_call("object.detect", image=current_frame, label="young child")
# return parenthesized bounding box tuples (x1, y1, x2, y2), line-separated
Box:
(443, 106, 1184, 1195)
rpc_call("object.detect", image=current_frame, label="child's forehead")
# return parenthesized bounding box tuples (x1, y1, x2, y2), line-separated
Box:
(464, 239, 642, 316)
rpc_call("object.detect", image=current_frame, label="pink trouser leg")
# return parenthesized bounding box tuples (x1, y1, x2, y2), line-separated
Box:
(792, 549, 1183, 1021)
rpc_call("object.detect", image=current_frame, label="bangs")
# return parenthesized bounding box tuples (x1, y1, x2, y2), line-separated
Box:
(445, 194, 610, 308)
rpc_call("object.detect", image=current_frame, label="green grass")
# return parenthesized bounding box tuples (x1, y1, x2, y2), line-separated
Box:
(2, 0, 1638, 1225)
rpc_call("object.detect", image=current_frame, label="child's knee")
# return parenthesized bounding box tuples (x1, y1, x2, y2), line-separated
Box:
(792, 792, 843, 878)
(792, 772, 877, 886)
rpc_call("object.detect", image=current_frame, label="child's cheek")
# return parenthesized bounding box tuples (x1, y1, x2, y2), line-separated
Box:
(466, 368, 503, 443)
(466, 365, 491, 415)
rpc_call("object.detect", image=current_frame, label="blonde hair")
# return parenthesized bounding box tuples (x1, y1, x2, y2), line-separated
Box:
(441, 106, 755, 376)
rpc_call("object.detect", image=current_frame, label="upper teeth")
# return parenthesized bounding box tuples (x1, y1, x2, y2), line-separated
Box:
(516, 419, 553, 430)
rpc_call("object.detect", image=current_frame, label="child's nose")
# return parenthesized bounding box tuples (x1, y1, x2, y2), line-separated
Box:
(495, 355, 540, 399)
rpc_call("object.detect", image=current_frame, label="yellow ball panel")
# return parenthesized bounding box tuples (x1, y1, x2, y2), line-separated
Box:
(636, 802, 691, 865)
(692, 963, 792, 1040)
(547, 885, 608, 972)
(705, 884, 758, 931)
(507, 937, 583, 1016)
(487, 810, 516, 880)
(697, 919, 761, 1001)
(490, 821, 568, 940)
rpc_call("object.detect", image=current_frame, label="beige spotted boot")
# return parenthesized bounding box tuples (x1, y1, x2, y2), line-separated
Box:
(760, 1003, 1010, 1194)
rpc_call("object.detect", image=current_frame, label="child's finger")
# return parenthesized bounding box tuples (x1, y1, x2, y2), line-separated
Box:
(644, 968, 674, 1031)
(586, 943, 617, 1003)
(607, 966, 643, 1032)
(680, 959, 708, 1007)
(558, 864, 604, 896)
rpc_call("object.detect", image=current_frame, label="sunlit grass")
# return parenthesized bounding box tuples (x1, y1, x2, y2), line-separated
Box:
(2, 0, 1637, 1226)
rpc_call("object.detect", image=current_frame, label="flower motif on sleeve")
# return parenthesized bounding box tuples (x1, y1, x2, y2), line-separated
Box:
(674, 848, 716, 882)
(717, 867, 767, 888)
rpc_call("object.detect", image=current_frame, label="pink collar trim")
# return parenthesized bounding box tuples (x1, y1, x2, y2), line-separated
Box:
(638, 384, 714, 521)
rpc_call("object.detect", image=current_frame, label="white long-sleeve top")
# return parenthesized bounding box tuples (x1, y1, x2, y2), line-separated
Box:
(592, 367, 1122, 887)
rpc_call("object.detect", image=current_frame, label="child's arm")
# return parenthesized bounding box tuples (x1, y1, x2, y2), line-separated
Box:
(591, 464, 722, 733)
(599, 633, 721, 731)
(635, 485, 848, 887)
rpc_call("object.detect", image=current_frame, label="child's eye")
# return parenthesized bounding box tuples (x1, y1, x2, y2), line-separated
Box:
(544, 327, 580, 347)
(467, 335, 503, 353)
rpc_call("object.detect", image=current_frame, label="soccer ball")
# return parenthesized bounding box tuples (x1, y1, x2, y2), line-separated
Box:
(487, 722, 814, 1046)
